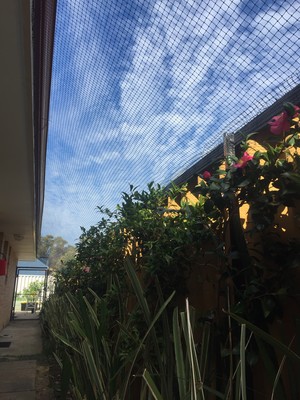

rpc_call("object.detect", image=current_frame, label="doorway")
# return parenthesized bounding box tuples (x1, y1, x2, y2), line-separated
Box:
(11, 262, 49, 320)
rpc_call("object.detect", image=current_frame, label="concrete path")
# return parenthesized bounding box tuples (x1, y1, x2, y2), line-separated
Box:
(0, 319, 53, 399)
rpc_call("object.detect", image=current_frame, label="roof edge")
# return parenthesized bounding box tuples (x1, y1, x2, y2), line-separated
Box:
(32, 0, 57, 252)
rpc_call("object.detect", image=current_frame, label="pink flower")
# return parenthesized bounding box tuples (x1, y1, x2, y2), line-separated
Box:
(234, 152, 253, 169)
(268, 105, 300, 135)
(83, 266, 90, 273)
(268, 111, 291, 135)
(202, 170, 212, 180)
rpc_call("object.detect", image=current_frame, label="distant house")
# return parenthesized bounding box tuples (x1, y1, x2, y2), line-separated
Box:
(0, 1, 56, 330)
(16, 259, 48, 294)
(13, 259, 49, 315)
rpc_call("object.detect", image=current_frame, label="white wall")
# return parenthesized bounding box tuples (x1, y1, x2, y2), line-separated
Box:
(16, 275, 45, 294)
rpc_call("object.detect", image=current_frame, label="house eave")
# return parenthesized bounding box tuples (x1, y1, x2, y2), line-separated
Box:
(0, 1, 56, 259)
(32, 0, 57, 254)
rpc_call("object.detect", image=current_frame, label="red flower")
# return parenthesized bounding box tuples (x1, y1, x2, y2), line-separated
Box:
(268, 105, 300, 135)
(234, 152, 253, 168)
(268, 111, 291, 135)
(83, 266, 90, 273)
(202, 170, 212, 180)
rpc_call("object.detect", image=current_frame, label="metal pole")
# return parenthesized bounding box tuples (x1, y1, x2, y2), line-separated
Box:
(223, 132, 235, 165)
(43, 268, 49, 303)
(10, 268, 19, 321)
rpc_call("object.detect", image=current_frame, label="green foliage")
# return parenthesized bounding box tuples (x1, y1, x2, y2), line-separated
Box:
(55, 181, 222, 307)
(41, 260, 177, 399)
(196, 126, 300, 327)
(44, 264, 300, 399)
(22, 280, 44, 302)
(197, 129, 300, 231)
(41, 105, 300, 399)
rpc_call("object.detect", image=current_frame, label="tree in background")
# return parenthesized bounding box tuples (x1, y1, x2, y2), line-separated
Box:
(38, 235, 76, 271)
(22, 280, 44, 302)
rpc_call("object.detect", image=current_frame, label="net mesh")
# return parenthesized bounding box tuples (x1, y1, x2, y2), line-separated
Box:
(43, 0, 300, 242)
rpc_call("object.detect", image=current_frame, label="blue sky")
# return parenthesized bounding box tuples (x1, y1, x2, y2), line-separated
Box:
(42, 0, 300, 244)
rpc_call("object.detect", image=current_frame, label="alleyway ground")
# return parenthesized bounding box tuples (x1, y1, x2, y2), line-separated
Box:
(0, 316, 53, 399)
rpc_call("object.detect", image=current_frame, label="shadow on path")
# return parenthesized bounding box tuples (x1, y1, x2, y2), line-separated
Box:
(0, 319, 53, 399)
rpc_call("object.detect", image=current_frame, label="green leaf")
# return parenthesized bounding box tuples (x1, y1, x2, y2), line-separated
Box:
(60, 353, 73, 398)
(283, 102, 296, 117)
(253, 150, 262, 158)
(240, 324, 247, 400)
(210, 182, 220, 191)
(142, 369, 164, 400)
(261, 296, 276, 318)
(281, 172, 300, 185)
(229, 312, 300, 364)
(199, 322, 210, 382)
(124, 258, 151, 324)
(83, 296, 100, 329)
(215, 169, 227, 176)
(204, 199, 214, 213)
(203, 385, 225, 399)
(82, 339, 107, 399)
(181, 299, 205, 400)
(255, 339, 286, 399)
(220, 182, 230, 191)
(123, 258, 175, 400)
(272, 352, 288, 400)
(238, 179, 251, 188)
(173, 308, 187, 398)
(52, 330, 82, 355)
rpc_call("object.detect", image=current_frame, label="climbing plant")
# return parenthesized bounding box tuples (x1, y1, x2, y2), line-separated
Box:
(196, 102, 300, 327)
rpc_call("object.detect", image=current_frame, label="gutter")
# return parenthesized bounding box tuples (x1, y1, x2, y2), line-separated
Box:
(31, 0, 57, 253)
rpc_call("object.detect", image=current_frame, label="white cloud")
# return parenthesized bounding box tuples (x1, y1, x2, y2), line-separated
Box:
(89, 152, 121, 164)
(43, 0, 300, 243)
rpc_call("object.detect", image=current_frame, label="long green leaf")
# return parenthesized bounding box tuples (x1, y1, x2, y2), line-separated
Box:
(229, 312, 300, 364)
(203, 385, 225, 399)
(185, 299, 205, 400)
(199, 322, 210, 383)
(155, 278, 174, 394)
(143, 369, 164, 400)
(69, 316, 89, 340)
(173, 308, 187, 399)
(60, 352, 73, 398)
(124, 257, 172, 399)
(83, 296, 100, 329)
(271, 353, 287, 400)
(53, 352, 63, 368)
(52, 330, 82, 354)
(121, 288, 175, 400)
(240, 324, 247, 400)
(124, 258, 151, 324)
(82, 339, 107, 399)
(180, 299, 205, 400)
(186, 300, 198, 400)
(256, 338, 286, 399)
